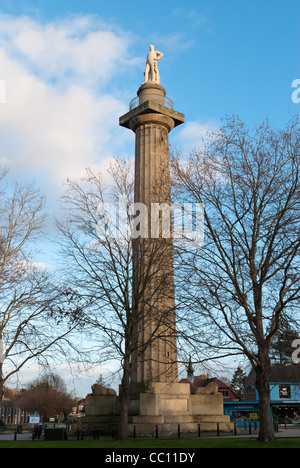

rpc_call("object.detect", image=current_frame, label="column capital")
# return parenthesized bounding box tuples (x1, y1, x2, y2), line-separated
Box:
(119, 84, 184, 131)
(120, 102, 184, 131)
(129, 113, 175, 133)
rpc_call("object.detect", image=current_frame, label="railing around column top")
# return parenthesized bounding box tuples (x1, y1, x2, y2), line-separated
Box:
(129, 95, 174, 111)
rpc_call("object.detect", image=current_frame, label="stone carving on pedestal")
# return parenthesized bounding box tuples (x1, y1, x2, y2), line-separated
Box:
(91, 384, 117, 396)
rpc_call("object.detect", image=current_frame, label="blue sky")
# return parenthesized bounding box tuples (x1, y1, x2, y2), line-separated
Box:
(1, 0, 298, 188)
(0, 0, 299, 395)
(2, 0, 299, 125)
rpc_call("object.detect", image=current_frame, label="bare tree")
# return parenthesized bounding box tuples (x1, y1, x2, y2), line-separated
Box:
(171, 115, 300, 442)
(18, 372, 75, 421)
(0, 170, 78, 414)
(57, 158, 178, 440)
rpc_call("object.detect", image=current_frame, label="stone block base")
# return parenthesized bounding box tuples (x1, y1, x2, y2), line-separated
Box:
(74, 381, 233, 437)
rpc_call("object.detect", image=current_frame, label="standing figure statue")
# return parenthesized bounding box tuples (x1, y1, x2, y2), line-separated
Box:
(144, 45, 164, 84)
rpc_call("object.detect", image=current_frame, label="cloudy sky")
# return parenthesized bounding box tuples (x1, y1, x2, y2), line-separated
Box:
(1, 1, 298, 191)
(0, 0, 299, 395)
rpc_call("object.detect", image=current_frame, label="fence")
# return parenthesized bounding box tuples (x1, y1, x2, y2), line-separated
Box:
(0, 420, 284, 442)
(70, 420, 272, 440)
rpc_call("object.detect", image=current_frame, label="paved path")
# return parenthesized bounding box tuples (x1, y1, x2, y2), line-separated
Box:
(0, 432, 35, 441)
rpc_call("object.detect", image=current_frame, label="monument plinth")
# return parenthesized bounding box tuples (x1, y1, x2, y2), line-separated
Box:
(81, 46, 233, 437)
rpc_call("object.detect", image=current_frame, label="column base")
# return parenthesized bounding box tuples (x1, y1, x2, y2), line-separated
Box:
(74, 381, 234, 437)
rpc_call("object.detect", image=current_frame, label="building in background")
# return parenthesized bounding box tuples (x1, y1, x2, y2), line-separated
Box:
(0, 397, 29, 426)
(224, 365, 300, 426)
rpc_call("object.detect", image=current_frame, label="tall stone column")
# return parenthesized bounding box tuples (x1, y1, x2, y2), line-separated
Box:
(82, 51, 233, 439)
(120, 82, 184, 386)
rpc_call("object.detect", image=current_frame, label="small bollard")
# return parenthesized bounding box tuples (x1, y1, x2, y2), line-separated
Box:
(14, 432, 17, 441)
(155, 425, 158, 439)
(178, 424, 181, 438)
(217, 423, 220, 436)
(198, 424, 201, 437)
(234, 422, 237, 436)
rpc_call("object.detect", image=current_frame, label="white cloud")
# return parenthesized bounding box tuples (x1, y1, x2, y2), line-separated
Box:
(173, 119, 220, 153)
(0, 14, 136, 190)
(0, 14, 138, 392)
(156, 32, 195, 53)
(0, 14, 135, 86)
(172, 7, 213, 33)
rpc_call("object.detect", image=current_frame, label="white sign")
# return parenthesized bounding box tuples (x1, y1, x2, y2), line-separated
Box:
(29, 415, 41, 425)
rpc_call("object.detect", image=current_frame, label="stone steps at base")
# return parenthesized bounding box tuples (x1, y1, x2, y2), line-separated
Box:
(131, 413, 231, 425)
(129, 413, 233, 437)
(163, 414, 231, 424)
(128, 420, 234, 437)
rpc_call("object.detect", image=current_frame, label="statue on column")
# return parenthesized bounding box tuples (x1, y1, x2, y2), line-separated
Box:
(144, 45, 164, 84)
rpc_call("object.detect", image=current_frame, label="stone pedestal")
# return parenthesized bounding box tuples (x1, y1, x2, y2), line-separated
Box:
(82, 381, 233, 436)
(128, 382, 232, 436)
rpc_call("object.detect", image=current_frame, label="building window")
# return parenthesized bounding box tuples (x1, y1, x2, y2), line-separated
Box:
(245, 386, 255, 394)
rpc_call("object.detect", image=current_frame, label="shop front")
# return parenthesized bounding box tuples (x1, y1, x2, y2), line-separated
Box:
(224, 400, 300, 427)
(223, 402, 260, 427)
(271, 402, 300, 424)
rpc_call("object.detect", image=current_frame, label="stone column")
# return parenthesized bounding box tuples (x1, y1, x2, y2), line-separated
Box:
(120, 82, 184, 386)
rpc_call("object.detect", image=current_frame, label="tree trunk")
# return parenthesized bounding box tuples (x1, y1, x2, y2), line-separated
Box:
(255, 359, 276, 442)
(0, 364, 3, 424)
(117, 352, 130, 441)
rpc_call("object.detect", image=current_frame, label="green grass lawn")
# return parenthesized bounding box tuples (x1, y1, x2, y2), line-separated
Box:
(0, 438, 300, 448)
